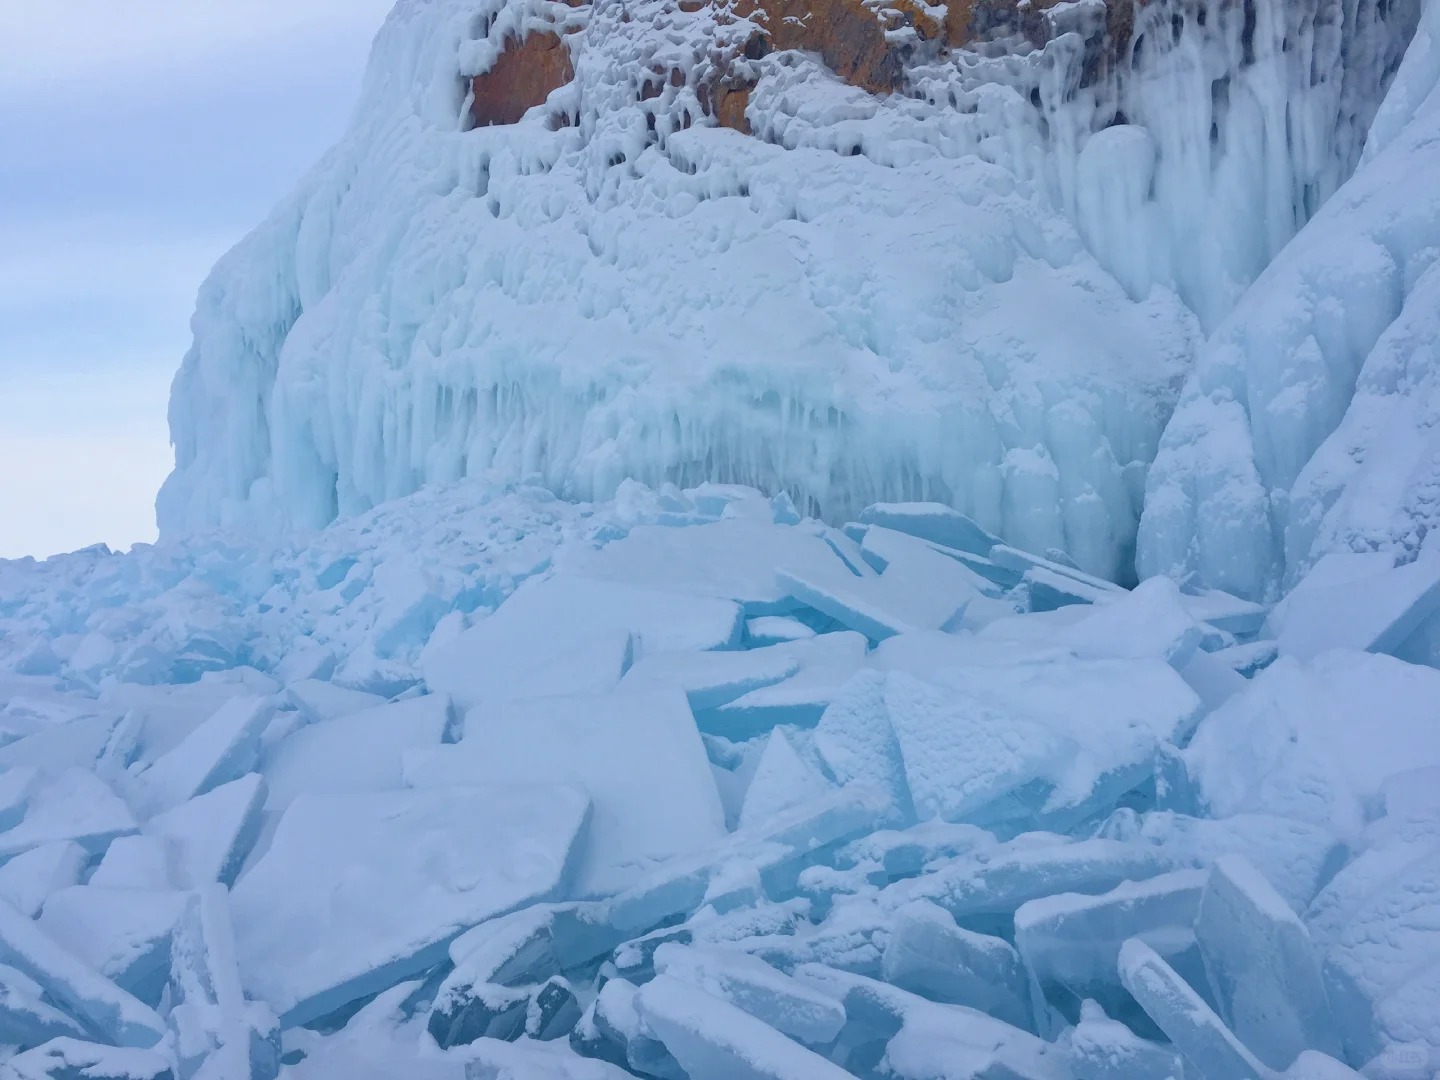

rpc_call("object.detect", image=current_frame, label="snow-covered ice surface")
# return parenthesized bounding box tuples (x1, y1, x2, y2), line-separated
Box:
(3, 480, 1440, 1077)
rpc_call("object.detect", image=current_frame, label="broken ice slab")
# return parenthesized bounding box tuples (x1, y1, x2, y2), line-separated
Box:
(1136, 811, 1346, 913)
(887, 657, 1198, 832)
(1065, 999, 1183, 1079)
(1304, 837, 1440, 1066)
(883, 669, 1072, 826)
(837, 820, 995, 881)
(1014, 869, 1206, 1021)
(881, 900, 1030, 1029)
(404, 687, 726, 899)
(428, 980, 532, 1047)
(282, 680, 386, 724)
(1278, 1051, 1370, 1079)
(563, 517, 842, 614)
(169, 886, 281, 1080)
(857, 526, 1007, 598)
(2, 1038, 175, 1080)
(1176, 589, 1268, 638)
(1119, 939, 1267, 1080)
(793, 965, 1067, 1079)
(777, 543, 980, 642)
(1055, 577, 1206, 667)
(142, 774, 267, 889)
(745, 616, 816, 646)
(856, 503, 1004, 558)
(881, 837, 1175, 932)
(635, 973, 854, 1080)
(259, 694, 454, 812)
(651, 943, 845, 1046)
(0, 963, 88, 1051)
(1195, 855, 1341, 1069)
(0, 898, 167, 1048)
(465, 1034, 636, 1079)
(1185, 649, 1440, 842)
(421, 573, 742, 709)
(37, 887, 187, 1004)
(133, 696, 273, 815)
(230, 783, 590, 1027)
(0, 843, 87, 917)
(847, 528, 1017, 597)
(572, 977, 683, 1079)
(428, 905, 597, 1049)
(90, 838, 171, 891)
(738, 731, 835, 832)
(813, 672, 915, 827)
(1269, 550, 1440, 661)
(706, 631, 870, 736)
(0, 769, 138, 860)
(603, 786, 889, 937)
(619, 647, 799, 713)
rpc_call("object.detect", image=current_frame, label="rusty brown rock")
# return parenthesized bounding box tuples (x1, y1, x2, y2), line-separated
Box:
(471, 32, 574, 127)
(713, 83, 754, 132)
(734, 0, 909, 94)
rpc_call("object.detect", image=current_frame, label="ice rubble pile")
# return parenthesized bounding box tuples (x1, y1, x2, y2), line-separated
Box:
(1, 480, 1439, 1079)
(158, 0, 1417, 584)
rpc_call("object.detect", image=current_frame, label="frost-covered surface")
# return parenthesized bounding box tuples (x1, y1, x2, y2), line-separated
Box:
(1138, 0, 1440, 600)
(1, 481, 1438, 1077)
(157, 0, 1417, 582)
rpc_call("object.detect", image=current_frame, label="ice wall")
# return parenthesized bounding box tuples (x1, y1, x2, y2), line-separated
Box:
(1138, 0, 1440, 600)
(159, 0, 1418, 581)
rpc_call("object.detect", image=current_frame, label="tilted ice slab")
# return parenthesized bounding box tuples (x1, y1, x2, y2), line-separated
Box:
(1139, 0, 1440, 601)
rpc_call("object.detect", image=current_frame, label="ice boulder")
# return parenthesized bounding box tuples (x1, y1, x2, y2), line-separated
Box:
(229, 784, 590, 1026)
(403, 688, 726, 898)
(0, 964, 87, 1052)
(1066, 999, 1183, 1079)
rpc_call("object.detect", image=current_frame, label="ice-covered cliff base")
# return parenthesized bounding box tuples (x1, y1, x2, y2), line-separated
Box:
(158, 0, 1419, 583)
(1, 479, 1439, 1078)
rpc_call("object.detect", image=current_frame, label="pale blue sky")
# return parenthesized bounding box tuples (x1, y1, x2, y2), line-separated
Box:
(0, 0, 395, 558)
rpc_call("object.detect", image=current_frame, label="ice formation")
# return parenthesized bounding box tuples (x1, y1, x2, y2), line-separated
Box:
(157, 0, 1418, 583)
(4, 480, 1440, 1077)
(5, 0, 1440, 1071)
(1138, 0, 1440, 599)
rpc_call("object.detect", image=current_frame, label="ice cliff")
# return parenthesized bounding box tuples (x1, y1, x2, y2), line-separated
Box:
(159, 0, 1418, 583)
(1139, 0, 1440, 600)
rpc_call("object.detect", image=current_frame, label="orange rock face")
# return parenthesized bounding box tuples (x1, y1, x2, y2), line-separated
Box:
(471, 32, 574, 127)
(734, 0, 915, 94)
